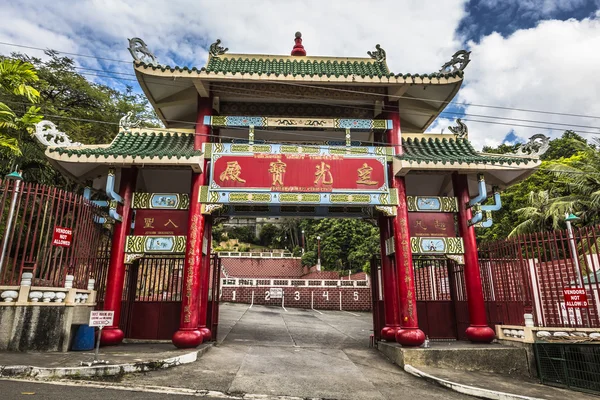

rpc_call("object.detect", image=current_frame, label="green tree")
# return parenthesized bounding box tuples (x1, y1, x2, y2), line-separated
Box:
(301, 250, 317, 267)
(0, 51, 156, 185)
(0, 59, 43, 156)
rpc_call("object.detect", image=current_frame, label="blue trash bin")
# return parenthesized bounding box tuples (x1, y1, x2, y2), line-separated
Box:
(71, 324, 95, 351)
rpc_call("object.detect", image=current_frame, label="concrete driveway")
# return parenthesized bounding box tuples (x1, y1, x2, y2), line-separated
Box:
(125, 303, 468, 399)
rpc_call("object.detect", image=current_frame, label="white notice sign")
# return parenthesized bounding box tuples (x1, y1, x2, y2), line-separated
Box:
(89, 310, 114, 327)
(269, 288, 283, 299)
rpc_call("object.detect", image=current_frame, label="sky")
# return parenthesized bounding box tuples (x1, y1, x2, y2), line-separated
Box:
(1, 0, 599, 149)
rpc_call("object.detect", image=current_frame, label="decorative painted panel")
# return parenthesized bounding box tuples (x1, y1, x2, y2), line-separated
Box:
(202, 204, 373, 218)
(406, 196, 458, 212)
(410, 237, 464, 254)
(408, 212, 456, 237)
(199, 189, 398, 206)
(203, 143, 393, 159)
(204, 116, 392, 131)
(125, 235, 187, 253)
(132, 192, 190, 210)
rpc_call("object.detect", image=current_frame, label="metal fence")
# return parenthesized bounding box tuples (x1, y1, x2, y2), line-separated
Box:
(0, 179, 111, 289)
(534, 343, 600, 395)
(479, 226, 600, 329)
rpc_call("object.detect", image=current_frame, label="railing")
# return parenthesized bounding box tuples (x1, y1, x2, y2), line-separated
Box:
(217, 251, 298, 259)
(221, 278, 369, 288)
(479, 225, 600, 329)
(0, 180, 111, 289)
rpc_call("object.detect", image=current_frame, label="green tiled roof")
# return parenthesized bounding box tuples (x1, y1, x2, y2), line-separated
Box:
(399, 137, 536, 165)
(49, 130, 201, 160)
(135, 58, 464, 80)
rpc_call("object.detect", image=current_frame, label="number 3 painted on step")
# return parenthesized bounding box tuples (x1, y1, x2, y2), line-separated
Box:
(294, 291, 300, 300)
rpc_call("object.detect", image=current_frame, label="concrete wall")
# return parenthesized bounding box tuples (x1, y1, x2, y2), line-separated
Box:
(0, 285, 96, 352)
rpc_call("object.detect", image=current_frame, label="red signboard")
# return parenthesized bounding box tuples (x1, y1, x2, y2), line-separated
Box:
(52, 226, 73, 247)
(564, 288, 589, 308)
(408, 212, 456, 237)
(134, 210, 189, 236)
(211, 154, 386, 192)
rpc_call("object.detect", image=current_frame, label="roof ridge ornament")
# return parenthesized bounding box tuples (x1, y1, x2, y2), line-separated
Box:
(209, 39, 229, 57)
(440, 50, 471, 73)
(33, 120, 81, 147)
(119, 111, 141, 131)
(367, 44, 386, 63)
(448, 118, 468, 138)
(127, 37, 158, 65)
(512, 134, 550, 157)
(291, 32, 306, 56)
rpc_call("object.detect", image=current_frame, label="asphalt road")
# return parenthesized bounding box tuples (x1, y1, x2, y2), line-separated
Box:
(0, 380, 212, 399)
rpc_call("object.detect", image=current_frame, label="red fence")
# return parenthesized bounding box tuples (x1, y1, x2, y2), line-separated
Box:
(479, 226, 600, 329)
(0, 180, 111, 289)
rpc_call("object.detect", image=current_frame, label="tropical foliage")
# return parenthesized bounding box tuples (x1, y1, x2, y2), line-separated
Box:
(0, 58, 43, 157)
(0, 51, 156, 186)
(477, 131, 597, 240)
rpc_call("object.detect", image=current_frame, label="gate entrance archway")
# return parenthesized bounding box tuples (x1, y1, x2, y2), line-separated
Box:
(32, 33, 549, 349)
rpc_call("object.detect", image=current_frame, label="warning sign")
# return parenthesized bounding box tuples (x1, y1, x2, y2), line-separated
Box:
(89, 310, 114, 327)
(563, 288, 589, 308)
(269, 288, 283, 299)
(52, 226, 73, 247)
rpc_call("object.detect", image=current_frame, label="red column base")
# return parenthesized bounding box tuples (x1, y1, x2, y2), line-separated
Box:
(100, 327, 124, 346)
(198, 326, 212, 341)
(396, 328, 426, 347)
(172, 329, 203, 348)
(465, 325, 496, 343)
(381, 326, 400, 341)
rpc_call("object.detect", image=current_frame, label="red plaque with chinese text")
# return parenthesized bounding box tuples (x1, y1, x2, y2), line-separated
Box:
(134, 210, 189, 236)
(211, 154, 386, 193)
(408, 212, 456, 238)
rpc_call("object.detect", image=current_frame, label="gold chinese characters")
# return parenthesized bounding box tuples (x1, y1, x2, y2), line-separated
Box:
(314, 161, 333, 185)
(219, 161, 246, 183)
(357, 163, 378, 185)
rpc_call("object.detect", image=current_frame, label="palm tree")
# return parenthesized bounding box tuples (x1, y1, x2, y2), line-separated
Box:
(509, 190, 566, 237)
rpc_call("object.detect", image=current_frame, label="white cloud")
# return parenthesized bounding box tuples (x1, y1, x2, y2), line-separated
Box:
(451, 12, 600, 149)
(0, 0, 466, 74)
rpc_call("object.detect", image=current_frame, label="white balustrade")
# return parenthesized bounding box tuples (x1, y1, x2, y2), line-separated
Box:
(54, 292, 66, 303)
(42, 292, 56, 303)
(1, 290, 19, 302)
(64, 275, 74, 289)
(20, 273, 33, 287)
(29, 291, 43, 302)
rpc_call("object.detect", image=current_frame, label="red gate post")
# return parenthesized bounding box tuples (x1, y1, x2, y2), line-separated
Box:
(378, 215, 401, 341)
(386, 107, 425, 346)
(100, 167, 138, 346)
(452, 172, 495, 342)
(198, 218, 213, 340)
(172, 97, 212, 348)
(393, 176, 426, 346)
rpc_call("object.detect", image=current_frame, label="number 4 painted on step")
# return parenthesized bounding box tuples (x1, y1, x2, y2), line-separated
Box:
(322, 291, 329, 301)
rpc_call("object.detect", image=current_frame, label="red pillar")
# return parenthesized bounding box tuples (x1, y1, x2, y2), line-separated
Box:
(393, 176, 426, 346)
(172, 97, 212, 348)
(100, 167, 137, 346)
(385, 106, 424, 346)
(378, 215, 401, 341)
(452, 173, 495, 342)
(198, 218, 213, 340)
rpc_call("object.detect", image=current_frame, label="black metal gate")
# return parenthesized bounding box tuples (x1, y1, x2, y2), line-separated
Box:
(534, 343, 600, 395)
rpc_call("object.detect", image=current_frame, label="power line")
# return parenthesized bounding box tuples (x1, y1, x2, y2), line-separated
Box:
(2, 40, 600, 121)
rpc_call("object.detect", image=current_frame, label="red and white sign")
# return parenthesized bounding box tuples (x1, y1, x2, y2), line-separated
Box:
(563, 288, 589, 308)
(89, 310, 114, 327)
(52, 226, 73, 247)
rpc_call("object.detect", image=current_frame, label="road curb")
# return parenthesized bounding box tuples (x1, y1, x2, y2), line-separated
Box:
(404, 364, 542, 400)
(0, 344, 212, 379)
